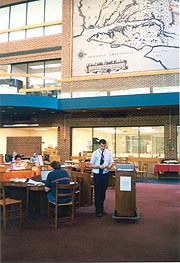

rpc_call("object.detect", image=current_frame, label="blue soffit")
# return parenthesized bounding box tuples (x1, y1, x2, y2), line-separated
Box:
(58, 92, 180, 110)
(0, 94, 58, 110)
(0, 92, 179, 111)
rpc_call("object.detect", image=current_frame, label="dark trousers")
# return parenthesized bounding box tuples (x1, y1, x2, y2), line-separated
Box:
(93, 172, 109, 213)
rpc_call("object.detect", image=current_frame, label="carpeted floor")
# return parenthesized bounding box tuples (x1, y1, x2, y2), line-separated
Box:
(1, 182, 180, 262)
(136, 178, 180, 184)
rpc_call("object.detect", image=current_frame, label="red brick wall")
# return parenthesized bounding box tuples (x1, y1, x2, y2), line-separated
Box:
(7, 136, 42, 157)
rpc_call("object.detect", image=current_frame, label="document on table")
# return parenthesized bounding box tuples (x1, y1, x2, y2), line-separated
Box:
(10, 178, 27, 183)
(120, 176, 131, 191)
(26, 178, 45, 186)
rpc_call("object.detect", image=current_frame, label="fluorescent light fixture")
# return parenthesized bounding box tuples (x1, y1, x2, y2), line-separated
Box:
(3, 124, 39, 127)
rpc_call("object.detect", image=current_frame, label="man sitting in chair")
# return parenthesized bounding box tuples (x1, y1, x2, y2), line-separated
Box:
(44, 161, 71, 204)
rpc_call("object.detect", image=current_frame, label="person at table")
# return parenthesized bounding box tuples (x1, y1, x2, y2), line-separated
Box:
(12, 151, 17, 162)
(30, 152, 38, 163)
(44, 161, 71, 204)
(10, 154, 27, 170)
(90, 139, 114, 217)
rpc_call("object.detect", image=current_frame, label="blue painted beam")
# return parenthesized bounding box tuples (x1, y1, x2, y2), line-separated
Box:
(58, 92, 180, 110)
(0, 94, 58, 109)
(0, 93, 179, 111)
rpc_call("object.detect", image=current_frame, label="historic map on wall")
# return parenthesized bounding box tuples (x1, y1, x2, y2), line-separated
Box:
(72, 0, 179, 76)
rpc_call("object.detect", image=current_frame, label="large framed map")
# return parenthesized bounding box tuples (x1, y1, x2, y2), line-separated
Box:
(72, 0, 179, 76)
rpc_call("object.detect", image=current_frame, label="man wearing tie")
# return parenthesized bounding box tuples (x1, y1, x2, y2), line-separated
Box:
(90, 139, 114, 217)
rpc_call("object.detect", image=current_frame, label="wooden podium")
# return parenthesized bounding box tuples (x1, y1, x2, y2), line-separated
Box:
(113, 164, 139, 222)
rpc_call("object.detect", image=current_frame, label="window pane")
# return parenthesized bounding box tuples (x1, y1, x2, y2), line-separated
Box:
(9, 30, 25, 41)
(27, 0, 44, 25)
(45, 25, 62, 35)
(93, 128, 115, 155)
(10, 4, 26, 28)
(0, 7, 9, 30)
(26, 0, 44, 38)
(116, 127, 138, 157)
(45, 0, 62, 21)
(44, 60, 61, 97)
(0, 33, 8, 43)
(11, 63, 27, 90)
(9, 4, 26, 40)
(28, 61, 44, 89)
(0, 64, 10, 75)
(44, 60, 61, 86)
(26, 28, 43, 38)
(72, 128, 92, 156)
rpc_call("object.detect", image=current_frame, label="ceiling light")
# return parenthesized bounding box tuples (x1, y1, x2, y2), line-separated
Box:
(3, 124, 39, 128)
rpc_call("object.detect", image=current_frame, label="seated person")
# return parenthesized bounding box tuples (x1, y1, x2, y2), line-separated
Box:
(12, 151, 17, 162)
(44, 161, 71, 204)
(30, 152, 38, 163)
(10, 154, 27, 170)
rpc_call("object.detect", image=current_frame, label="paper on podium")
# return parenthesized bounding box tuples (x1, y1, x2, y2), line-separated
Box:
(120, 176, 131, 191)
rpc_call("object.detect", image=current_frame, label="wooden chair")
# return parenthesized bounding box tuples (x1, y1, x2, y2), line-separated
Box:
(136, 164, 148, 179)
(71, 171, 82, 209)
(48, 182, 77, 228)
(0, 182, 23, 228)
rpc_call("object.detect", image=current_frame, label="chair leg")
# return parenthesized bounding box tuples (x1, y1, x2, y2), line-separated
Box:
(72, 205, 75, 224)
(20, 201, 23, 225)
(3, 206, 6, 228)
(55, 206, 58, 228)
(48, 202, 50, 222)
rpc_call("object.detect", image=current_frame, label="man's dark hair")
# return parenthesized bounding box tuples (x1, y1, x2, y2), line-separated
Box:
(99, 139, 106, 145)
(14, 154, 21, 160)
(50, 161, 61, 169)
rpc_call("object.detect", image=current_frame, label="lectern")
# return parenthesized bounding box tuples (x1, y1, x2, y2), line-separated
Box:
(113, 164, 139, 222)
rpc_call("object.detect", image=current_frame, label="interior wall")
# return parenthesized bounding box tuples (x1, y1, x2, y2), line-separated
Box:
(0, 128, 57, 157)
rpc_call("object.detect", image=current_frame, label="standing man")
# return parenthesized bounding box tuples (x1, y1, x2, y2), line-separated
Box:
(90, 139, 114, 217)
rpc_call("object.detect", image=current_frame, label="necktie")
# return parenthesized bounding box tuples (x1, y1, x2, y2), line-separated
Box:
(99, 150, 104, 174)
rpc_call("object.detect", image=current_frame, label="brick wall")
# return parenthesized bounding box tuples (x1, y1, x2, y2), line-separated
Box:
(7, 136, 41, 157)
(0, 35, 62, 64)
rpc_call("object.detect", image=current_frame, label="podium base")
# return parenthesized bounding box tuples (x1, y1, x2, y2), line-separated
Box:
(112, 208, 139, 224)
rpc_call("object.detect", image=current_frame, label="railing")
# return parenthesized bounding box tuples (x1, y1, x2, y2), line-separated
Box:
(0, 69, 179, 98)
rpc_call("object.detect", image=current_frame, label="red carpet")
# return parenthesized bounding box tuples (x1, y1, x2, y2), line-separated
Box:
(1, 183, 180, 262)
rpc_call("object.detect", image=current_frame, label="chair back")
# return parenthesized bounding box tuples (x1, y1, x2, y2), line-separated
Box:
(142, 163, 148, 171)
(55, 181, 76, 205)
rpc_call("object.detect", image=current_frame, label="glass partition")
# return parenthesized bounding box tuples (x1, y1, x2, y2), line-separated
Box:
(71, 126, 165, 158)
(72, 128, 92, 156)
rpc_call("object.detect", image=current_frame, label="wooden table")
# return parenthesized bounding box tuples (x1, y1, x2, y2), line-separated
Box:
(1, 179, 45, 219)
(154, 163, 180, 178)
